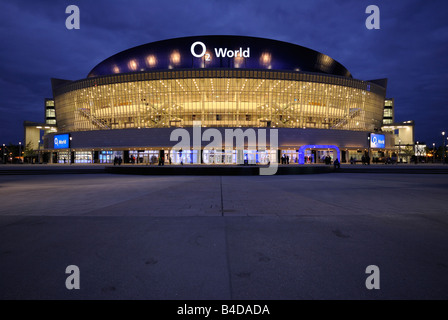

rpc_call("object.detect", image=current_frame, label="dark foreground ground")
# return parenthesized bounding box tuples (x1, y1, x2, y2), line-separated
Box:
(0, 170, 447, 300)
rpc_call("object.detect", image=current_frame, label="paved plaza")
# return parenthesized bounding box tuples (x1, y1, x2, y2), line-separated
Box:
(1, 171, 447, 299)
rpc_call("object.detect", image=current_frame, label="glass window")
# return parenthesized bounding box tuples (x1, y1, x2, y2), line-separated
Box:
(46, 109, 56, 117)
(54, 71, 385, 133)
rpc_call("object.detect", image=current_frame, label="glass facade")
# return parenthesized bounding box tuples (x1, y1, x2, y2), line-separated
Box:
(57, 151, 70, 163)
(74, 151, 93, 163)
(170, 150, 199, 164)
(384, 99, 393, 107)
(200, 149, 275, 164)
(129, 150, 158, 164)
(281, 150, 299, 164)
(99, 151, 123, 163)
(45, 98, 56, 126)
(53, 70, 385, 133)
(45, 99, 55, 107)
(383, 98, 394, 124)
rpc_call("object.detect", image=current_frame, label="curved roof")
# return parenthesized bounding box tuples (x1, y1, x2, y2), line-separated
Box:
(87, 35, 352, 78)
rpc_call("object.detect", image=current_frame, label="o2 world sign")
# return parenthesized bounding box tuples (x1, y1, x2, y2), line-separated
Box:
(370, 133, 385, 149)
(190, 41, 250, 61)
(54, 134, 70, 149)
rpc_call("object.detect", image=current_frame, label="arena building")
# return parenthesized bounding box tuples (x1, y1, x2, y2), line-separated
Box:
(36, 35, 394, 164)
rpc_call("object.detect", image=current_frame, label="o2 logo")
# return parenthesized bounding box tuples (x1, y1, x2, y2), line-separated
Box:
(190, 41, 250, 60)
(370, 133, 385, 149)
(54, 134, 69, 149)
(190, 41, 210, 60)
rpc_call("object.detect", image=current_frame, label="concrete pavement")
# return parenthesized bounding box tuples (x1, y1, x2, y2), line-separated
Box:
(0, 173, 447, 299)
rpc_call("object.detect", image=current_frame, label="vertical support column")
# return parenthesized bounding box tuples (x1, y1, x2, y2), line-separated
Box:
(201, 93, 205, 125)
(367, 134, 371, 165)
(237, 149, 244, 164)
(235, 92, 239, 123)
(193, 121, 201, 164)
(159, 150, 165, 165)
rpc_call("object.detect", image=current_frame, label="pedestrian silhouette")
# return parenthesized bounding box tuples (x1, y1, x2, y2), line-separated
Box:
(334, 158, 340, 169)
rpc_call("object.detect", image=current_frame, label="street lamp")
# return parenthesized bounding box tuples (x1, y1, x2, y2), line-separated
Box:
(69, 136, 73, 165)
(446, 136, 448, 163)
(443, 132, 446, 164)
(19, 142, 21, 164)
(433, 143, 435, 163)
(367, 135, 371, 164)
(38, 140, 41, 164)
(416, 141, 419, 164)
(2, 144, 5, 164)
(398, 139, 401, 163)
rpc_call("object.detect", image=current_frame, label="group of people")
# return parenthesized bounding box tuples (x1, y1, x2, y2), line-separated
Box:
(281, 154, 290, 164)
(361, 154, 371, 165)
(349, 155, 371, 165)
(113, 156, 123, 165)
(322, 155, 340, 168)
(304, 156, 313, 164)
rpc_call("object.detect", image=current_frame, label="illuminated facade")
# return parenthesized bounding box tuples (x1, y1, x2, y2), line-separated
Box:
(54, 70, 384, 133)
(383, 98, 394, 124)
(42, 36, 393, 164)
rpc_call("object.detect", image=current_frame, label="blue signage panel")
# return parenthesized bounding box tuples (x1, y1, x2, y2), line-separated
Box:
(54, 134, 70, 149)
(370, 133, 385, 148)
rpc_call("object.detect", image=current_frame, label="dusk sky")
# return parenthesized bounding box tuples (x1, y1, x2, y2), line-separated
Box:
(1, 0, 447, 147)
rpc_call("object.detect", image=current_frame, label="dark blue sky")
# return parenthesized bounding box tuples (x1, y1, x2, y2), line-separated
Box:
(1, 0, 447, 146)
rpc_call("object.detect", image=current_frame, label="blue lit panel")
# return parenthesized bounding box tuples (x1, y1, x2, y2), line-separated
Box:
(370, 133, 385, 148)
(54, 134, 70, 149)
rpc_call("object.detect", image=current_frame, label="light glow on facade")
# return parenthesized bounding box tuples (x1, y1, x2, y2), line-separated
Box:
(54, 70, 384, 133)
